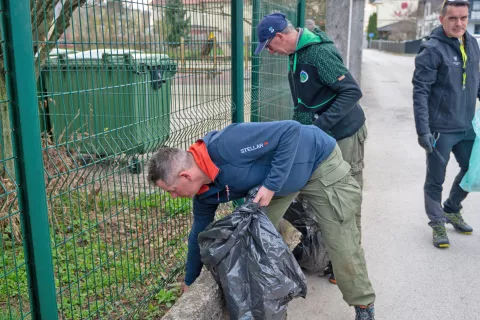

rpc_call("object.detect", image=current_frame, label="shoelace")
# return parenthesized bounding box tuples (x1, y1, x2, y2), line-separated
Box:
(456, 215, 467, 225)
(434, 226, 447, 237)
(446, 213, 467, 226)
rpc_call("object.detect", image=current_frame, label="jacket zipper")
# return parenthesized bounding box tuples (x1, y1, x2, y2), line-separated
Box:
(289, 58, 299, 107)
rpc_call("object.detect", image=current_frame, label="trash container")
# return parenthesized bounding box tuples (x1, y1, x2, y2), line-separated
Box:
(41, 49, 177, 173)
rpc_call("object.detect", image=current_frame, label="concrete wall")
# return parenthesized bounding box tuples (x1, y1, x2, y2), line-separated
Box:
(161, 270, 228, 320)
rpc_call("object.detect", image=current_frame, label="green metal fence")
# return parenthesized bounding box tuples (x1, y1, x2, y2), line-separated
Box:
(0, 0, 35, 318)
(0, 0, 304, 319)
(248, 0, 304, 123)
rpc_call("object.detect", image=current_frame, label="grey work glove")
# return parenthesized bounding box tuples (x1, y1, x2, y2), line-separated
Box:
(418, 133, 434, 153)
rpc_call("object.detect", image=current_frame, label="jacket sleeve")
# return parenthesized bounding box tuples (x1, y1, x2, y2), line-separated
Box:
(313, 72, 363, 132)
(184, 197, 218, 286)
(412, 47, 440, 135)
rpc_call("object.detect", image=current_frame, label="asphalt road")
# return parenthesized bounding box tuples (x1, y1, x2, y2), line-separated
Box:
(287, 49, 480, 320)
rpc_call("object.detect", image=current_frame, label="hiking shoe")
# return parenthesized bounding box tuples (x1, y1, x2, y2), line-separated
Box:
(432, 224, 450, 248)
(444, 212, 473, 234)
(355, 304, 375, 320)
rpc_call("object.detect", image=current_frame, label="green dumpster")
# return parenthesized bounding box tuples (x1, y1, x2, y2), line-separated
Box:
(41, 49, 177, 172)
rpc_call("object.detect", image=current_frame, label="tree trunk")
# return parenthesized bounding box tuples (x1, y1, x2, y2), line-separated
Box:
(0, 0, 87, 180)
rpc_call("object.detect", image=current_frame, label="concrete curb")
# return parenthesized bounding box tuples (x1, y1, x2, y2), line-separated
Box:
(161, 269, 228, 320)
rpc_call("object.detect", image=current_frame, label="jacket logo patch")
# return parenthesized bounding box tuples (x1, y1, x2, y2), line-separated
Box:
(240, 142, 268, 154)
(453, 56, 460, 66)
(300, 70, 309, 83)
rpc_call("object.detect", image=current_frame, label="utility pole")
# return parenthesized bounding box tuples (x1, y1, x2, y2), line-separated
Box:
(326, 0, 365, 84)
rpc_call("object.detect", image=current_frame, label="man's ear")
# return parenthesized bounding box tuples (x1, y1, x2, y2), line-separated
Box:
(179, 170, 192, 181)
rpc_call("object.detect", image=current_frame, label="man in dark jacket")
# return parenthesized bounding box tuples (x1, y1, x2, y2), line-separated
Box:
(412, 0, 479, 248)
(148, 121, 376, 319)
(255, 12, 368, 284)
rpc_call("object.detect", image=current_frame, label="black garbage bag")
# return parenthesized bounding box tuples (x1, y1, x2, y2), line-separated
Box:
(283, 196, 330, 275)
(198, 187, 307, 320)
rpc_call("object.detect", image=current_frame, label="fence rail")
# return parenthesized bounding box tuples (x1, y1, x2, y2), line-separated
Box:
(0, 0, 305, 319)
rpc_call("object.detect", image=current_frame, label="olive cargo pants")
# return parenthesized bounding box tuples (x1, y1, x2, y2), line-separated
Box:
(265, 145, 375, 307)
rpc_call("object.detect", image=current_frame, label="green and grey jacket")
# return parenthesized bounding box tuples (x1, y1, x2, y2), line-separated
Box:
(289, 28, 365, 140)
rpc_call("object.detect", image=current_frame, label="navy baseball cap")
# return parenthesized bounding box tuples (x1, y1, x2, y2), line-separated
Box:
(255, 12, 288, 55)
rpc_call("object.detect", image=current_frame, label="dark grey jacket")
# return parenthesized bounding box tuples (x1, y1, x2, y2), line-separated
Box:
(412, 26, 480, 135)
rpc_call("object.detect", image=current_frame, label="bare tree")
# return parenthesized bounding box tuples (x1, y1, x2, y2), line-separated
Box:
(0, 0, 87, 179)
(305, 0, 326, 29)
(69, 1, 163, 52)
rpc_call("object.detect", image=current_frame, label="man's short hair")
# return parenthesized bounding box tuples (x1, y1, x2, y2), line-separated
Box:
(280, 20, 296, 34)
(441, 0, 470, 16)
(147, 147, 193, 185)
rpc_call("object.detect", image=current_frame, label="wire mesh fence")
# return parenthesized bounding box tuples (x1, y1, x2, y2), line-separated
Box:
(248, 0, 300, 123)
(0, 0, 305, 319)
(2, 0, 236, 319)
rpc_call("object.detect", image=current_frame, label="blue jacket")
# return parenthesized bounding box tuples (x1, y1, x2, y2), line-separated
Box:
(413, 26, 480, 135)
(185, 120, 336, 285)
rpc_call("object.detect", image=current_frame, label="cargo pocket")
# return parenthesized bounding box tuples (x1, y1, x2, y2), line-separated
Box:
(358, 125, 368, 144)
(327, 175, 361, 223)
(315, 175, 362, 282)
(350, 126, 367, 175)
(319, 168, 361, 224)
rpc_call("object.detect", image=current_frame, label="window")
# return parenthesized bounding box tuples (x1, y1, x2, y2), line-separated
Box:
(472, 0, 480, 20)
(475, 24, 480, 34)
(472, 11, 480, 20)
(473, 0, 480, 11)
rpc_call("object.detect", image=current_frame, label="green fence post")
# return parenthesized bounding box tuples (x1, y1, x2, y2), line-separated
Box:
(231, 0, 244, 123)
(297, 0, 306, 28)
(250, 0, 260, 123)
(3, 1, 59, 319)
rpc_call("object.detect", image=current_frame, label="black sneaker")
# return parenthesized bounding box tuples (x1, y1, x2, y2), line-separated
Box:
(324, 262, 337, 284)
(432, 224, 450, 248)
(324, 261, 333, 275)
(444, 212, 473, 235)
(355, 304, 375, 320)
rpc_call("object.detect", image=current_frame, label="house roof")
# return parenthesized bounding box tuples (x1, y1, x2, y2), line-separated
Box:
(377, 20, 416, 32)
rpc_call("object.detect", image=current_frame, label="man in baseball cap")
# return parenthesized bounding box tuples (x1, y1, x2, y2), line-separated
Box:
(254, 12, 288, 55)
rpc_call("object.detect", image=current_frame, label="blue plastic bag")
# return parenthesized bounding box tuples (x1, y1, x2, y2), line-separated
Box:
(460, 110, 480, 192)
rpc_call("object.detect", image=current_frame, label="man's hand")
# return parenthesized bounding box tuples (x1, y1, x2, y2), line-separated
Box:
(253, 186, 275, 207)
(183, 284, 189, 293)
(418, 133, 434, 153)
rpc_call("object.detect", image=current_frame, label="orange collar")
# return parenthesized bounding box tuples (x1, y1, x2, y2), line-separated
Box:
(188, 141, 220, 195)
